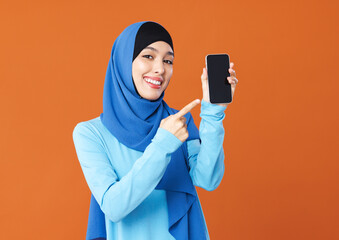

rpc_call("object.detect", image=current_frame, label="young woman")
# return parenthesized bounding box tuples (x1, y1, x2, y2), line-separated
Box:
(73, 21, 238, 240)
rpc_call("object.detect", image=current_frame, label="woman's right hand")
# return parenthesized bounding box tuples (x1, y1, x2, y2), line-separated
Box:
(160, 99, 200, 142)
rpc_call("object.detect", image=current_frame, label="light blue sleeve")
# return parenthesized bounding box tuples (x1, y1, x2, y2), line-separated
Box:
(73, 125, 182, 223)
(187, 100, 227, 191)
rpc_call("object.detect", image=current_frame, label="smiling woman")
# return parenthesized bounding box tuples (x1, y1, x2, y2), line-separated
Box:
(72, 21, 238, 240)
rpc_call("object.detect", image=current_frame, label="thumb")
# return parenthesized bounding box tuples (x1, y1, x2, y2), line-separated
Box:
(201, 67, 207, 83)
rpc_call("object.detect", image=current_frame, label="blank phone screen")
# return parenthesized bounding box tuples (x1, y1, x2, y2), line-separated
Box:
(206, 54, 232, 103)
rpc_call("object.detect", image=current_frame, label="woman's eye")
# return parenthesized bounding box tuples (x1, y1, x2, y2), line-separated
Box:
(142, 55, 153, 59)
(164, 60, 173, 65)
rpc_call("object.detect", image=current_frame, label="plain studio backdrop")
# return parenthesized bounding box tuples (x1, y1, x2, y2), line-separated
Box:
(0, 0, 338, 239)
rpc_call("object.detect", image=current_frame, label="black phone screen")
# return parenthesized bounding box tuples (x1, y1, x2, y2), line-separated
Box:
(206, 54, 232, 103)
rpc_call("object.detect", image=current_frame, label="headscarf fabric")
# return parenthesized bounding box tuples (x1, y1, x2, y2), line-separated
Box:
(133, 21, 173, 61)
(87, 21, 206, 240)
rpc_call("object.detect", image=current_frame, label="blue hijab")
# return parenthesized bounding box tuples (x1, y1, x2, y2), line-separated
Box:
(87, 21, 206, 240)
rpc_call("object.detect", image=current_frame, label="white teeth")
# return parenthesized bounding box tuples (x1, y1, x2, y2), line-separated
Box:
(144, 78, 161, 85)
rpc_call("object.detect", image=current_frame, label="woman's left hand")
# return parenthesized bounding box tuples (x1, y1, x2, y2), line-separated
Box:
(201, 62, 238, 107)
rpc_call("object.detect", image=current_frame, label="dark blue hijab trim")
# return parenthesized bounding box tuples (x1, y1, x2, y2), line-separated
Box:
(87, 21, 206, 240)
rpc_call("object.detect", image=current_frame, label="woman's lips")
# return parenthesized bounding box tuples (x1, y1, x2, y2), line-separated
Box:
(144, 77, 162, 89)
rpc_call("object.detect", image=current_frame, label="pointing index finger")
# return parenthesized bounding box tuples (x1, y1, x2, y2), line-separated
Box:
(175, 99, 201, 118)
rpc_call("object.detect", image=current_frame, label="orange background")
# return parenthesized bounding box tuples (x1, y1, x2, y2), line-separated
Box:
(1, 0, 338, 239)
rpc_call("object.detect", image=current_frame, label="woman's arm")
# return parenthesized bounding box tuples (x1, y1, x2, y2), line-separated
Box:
(73, 123, 182, 223)
(187, 100, 227, 191)
(188, 62, 238, 190)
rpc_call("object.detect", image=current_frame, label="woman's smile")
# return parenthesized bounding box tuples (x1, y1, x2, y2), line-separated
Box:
(143, 76, 163, 88)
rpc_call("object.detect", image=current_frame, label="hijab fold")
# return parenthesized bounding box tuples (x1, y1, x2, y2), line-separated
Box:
(87, 21, 206, 240)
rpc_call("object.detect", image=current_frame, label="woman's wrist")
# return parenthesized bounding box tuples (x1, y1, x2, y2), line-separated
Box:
(152, 128, 183, 153)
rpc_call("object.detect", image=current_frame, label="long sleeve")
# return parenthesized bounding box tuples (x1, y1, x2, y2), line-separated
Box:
(187, 100, 227, 191)
(73, 123, 182, 223)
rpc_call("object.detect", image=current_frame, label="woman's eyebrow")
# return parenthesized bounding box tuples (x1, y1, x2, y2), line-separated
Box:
(144, 46, 174, 57)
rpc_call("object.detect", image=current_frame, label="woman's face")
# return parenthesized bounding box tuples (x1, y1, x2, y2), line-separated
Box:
(132, 41, 174, 100)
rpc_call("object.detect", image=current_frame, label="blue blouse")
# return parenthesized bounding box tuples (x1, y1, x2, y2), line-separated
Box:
(73, 100, 226, 240)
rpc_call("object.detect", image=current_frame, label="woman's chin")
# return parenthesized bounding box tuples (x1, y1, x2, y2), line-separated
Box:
(140, 91, 162, 101)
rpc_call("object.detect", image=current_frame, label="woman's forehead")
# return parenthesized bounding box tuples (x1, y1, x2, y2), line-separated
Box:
(142, 41, 174, 55)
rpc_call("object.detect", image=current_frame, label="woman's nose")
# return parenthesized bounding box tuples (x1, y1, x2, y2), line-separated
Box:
(153, 59, 165, 75)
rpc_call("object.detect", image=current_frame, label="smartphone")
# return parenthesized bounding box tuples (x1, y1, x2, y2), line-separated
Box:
(205, 54, 232, 104)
